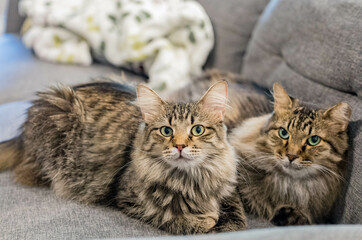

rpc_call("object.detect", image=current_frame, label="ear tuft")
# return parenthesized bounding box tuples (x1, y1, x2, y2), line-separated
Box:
(198, 81, 228, 121)
(273, 83, 293, 114)
(137, 84, 165, 123)
(323, 102, 352, 131)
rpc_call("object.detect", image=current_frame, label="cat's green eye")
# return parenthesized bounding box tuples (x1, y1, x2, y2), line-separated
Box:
(278, 128, 289, 139)
(307, 135, 321, 146)
(191, 125, 205, 136)
(160, 126, 173, 137)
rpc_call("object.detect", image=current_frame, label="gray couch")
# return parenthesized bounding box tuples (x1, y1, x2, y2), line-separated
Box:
(0, 0, 361, 239)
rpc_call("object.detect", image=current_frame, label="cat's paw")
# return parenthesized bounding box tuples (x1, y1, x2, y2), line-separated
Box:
(165, 215, 217, 234)
(194, 216, 217, 233)
(271, 207, 311, 226)
(209, 212, 247, 233)
(209, 220, 247, 233)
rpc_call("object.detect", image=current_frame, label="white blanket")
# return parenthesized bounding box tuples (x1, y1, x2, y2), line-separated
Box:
(19, 0, 214, 92)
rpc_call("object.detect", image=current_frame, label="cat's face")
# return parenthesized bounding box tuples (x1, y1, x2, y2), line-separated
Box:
(261, 83, 351, 176)
(141, 104, 228, 169)
(137, 81, 230, 170)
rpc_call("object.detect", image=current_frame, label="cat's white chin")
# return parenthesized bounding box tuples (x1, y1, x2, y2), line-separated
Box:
(164, 148, 203, 169)
(167, 158, 203, 169)
(279, 157, 319, 178)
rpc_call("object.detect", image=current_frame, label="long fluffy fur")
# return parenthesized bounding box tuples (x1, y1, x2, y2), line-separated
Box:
(229, 86, 351, 225)
(0, 138, 22, 171)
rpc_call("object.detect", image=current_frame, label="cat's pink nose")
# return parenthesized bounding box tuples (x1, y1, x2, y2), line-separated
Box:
(286, 154, 298, 162)
(175, 144, 186, 152)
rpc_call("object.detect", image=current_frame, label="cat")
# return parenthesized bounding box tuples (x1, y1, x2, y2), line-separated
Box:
(0, 80, 246, 234)
(229, 83, 352, 225)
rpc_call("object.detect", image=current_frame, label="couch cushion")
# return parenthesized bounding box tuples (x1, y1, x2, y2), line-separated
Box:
(241, 0, 362, 96)
(0, 170, 166, 239)
(0, 34, 145, 105)
(198, 0, 270, 73)
(241, 0, 362, 224)
(121, 225, 362, 240)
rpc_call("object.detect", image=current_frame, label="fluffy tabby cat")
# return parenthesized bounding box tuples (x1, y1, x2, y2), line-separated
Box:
(0, 81, 246, 234)
(230, 83, 351, 225)
(172, 70, 351, 226)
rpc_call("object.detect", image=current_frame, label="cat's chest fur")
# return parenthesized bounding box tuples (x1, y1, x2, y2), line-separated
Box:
(115, 161, 228, 226)
(239, 167, 334, 220)
(259, 173, 311, 206)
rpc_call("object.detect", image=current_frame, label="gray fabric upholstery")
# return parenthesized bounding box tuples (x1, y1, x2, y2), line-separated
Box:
(0, 34, 145, 105)
(242, 0, 362, 96)
(0, 171, 165, 239)
(198, 0, 270, 73)
(119, 225, 362, 240)
(241, 0, 362, 223)
(5, 0, 23, 33)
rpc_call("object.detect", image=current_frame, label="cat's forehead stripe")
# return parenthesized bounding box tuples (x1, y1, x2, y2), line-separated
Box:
(288, 108, 316, 132)
(168, 103, 195, 125)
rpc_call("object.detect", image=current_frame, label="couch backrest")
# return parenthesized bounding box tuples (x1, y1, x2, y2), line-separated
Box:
(5, 0, 23, 33)
(198, 0, 270, 73)
(241, 0, 362, 224)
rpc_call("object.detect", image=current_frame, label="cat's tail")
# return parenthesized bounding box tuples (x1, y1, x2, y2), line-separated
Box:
(0, 137, 23, 171)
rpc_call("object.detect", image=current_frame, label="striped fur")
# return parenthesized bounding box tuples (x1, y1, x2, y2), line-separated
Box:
(230, 83, 351, 225)
(0, 81, 245, 234)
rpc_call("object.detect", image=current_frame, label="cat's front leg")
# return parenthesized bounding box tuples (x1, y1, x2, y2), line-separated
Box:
(160, 212, 218, 235)
(271, 206, 311, 226)
(210, 190, 247, 233)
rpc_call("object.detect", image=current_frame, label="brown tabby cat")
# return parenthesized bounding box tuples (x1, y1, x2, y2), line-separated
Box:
(230, 83, 351, 225)
(0, 81, 246, 234)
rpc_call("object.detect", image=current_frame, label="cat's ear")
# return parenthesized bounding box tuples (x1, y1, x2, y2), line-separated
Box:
(198, 81, 228, 121)
(323, 102, 352, 131)
(137, 84, 165, 123)
(273, 83, 293, 115)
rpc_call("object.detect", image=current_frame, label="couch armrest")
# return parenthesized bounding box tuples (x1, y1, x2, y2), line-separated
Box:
(5, 0, 23, 33)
